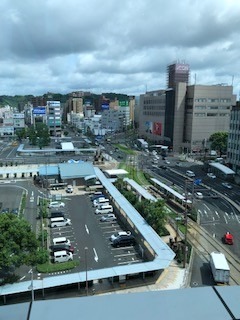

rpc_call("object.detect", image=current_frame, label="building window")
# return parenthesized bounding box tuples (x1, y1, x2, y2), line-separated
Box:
(194, 113, 206, 117)
(207, 113, 218, 117)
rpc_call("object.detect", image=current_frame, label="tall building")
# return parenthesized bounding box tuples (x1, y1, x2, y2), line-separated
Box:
(167, 62, 190, 88)
(138, 90, 166, 143)
(137, 63, 236, 153)
(227, 102, 240, 174)
(47, 101, 62, 137)
(183, 85, 236, 153)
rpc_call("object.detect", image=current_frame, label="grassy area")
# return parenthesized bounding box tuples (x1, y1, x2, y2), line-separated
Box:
(37, 260, 79, 273)
(113, 144, 136, 155)
(118, 163, 149, 185)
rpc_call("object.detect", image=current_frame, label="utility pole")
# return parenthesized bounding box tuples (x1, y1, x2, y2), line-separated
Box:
(183, 179, 194, 268)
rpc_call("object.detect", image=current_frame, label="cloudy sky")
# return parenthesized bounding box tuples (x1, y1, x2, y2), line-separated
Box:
(1, 0, 240, 97)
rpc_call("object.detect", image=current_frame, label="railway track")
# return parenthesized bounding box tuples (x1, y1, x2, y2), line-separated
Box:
(187, 220, 240, 285)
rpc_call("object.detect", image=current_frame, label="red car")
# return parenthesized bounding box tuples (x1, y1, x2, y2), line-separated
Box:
(224, 232, 233, 245)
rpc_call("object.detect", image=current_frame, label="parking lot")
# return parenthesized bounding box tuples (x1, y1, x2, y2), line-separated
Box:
(48, 191, 144, 274)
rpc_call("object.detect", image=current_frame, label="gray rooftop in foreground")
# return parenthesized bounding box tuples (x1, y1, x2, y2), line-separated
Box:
(1, 286, 240, 320)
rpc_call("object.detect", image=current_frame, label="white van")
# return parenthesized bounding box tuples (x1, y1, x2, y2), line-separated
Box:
(93, 197, 107, 206)
(66, 185, 73, 193)
(50, 217, 72, 228)
(48, 201, 65, 209)
(53, 250, 73, 263)
(93, 198, 110, 207)
(53, 237, 71, 246)
(186, 170, 195, 177)
(95, 204, 113, 215)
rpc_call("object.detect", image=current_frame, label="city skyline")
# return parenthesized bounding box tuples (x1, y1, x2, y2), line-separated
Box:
(1, 0, 240, 97)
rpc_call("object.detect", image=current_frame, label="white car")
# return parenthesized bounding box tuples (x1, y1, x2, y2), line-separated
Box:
(207, 173, 216, 179)
(222, 182, 233, 189)
(110, 231, 131, 242)
(195, 192, 203, 199)
(48, 201, 65, 208)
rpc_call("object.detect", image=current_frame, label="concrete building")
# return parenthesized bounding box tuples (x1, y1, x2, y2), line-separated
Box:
(138, 90, 166, 144)
(101, 109, 124, 132)
(46, 101, 62, 137)
(183, 84, 236, 153)
(167, 62, 190, 88)
(227, 103, 240, 174)
(137, 63, 236, 153)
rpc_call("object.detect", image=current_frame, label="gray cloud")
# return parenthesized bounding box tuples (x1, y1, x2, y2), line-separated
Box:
(0, 0, 240, 96)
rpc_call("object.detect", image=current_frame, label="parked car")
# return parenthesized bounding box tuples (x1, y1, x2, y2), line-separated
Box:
(51, 244, 74, 253)
(48, 201, 65, 208)
(110, 231, 131, 242)
(222, 182, 232, 189)
(100, 214, 117, 222)
(90, 193, 104, 201)
(207, 173, 216, 179)
(66, 185, 73, 193)
(50, 210, 65, 218)
(53, 250, 73, 263)
(111, 234, 136, 247)
(1, 208, 10, 214)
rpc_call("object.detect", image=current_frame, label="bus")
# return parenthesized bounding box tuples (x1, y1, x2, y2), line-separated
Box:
(136, 139, 148, 150)
(149, 144, 168, 156)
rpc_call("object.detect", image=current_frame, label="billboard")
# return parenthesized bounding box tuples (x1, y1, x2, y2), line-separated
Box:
(153, 122, 162, 135)
(145, 121, 162, 135)
(119, 100, 129, 107)
(175, 63, 189, 73)
(101, 104, 109, 110)
(33, 107, 46, 115)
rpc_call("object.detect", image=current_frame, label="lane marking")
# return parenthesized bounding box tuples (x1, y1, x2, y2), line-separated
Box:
(85, 224, 89, 234)
(93, 248, 98, 262)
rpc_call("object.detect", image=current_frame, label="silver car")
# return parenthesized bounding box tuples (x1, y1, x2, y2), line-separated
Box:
(100, 214, 117, 222)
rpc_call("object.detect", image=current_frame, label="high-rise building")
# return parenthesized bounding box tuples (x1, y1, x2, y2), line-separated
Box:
(47, 101, 62, 137)
(227, 102, 240, 174)
(167, 63, 190, 89)
(138, 90, 166, 143)
(183, 84, 235, 153)
(136, 63, 236, 153)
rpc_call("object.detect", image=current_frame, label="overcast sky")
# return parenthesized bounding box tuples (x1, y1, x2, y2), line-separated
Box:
(1, 0, 240, 97)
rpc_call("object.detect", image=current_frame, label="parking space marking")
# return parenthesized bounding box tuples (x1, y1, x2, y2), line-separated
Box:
(114, 253, 136, 257)
(118, 260, 142, 265)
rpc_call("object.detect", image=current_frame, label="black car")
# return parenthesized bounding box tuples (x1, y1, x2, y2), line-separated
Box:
(50, 211, 65, 218)
(51, 244, 74, 254)
(208, 192, 219, 199)
(111, 234, 136, 247)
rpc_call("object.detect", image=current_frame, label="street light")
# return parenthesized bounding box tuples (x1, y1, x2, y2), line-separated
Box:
(85, 247, 88, 296)
(28, 268, 34, 302)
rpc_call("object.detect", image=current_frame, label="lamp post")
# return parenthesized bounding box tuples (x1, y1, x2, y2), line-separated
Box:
(85, 247, 88, 296)
(28, 268, 34, 302)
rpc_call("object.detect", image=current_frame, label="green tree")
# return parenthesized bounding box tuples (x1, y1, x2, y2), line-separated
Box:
(0, 214, 39, 272)
(27, 123, 50, 147)
(144, 200, 167, 235)
(209, 132, 228, 155)
(16, 128, 27, 141)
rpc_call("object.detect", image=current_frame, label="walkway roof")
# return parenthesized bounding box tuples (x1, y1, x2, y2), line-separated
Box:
(124, 177, 157, 202)
(210, 162, 235, 175)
